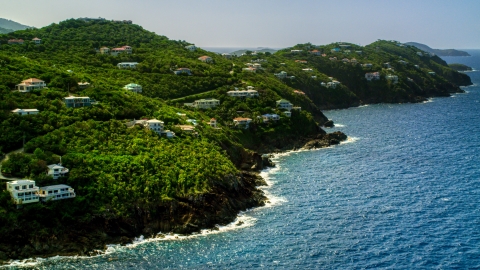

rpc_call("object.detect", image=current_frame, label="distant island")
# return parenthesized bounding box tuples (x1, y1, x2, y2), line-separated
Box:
(405, 42, 470, 57)
(448, 63, 473, 71)
(0, 18, 32, 34)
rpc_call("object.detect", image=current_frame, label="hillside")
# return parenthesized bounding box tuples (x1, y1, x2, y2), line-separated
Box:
(0, 18, 31, 33)
(0, 19, 471, 262)
(405, 42, 471, 57)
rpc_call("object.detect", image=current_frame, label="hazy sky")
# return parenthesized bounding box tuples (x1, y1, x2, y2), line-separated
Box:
(2, 0, 480, 49)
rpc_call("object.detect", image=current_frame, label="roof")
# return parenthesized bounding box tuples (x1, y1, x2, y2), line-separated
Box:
(8, 180, 35, 185)
(125, 83, 141, 87)
(198, 56, 212, 60)
(146, 119, 164, 123)
(277, 99, 291, 103)
(12, 108, 39, 113)
(39, 184, 72, 191)
(22, 78, 44, 83)
(32, 37, 41, 40)
(64, 96, 90, 100)
(47, 164, 65, 169)
(234, 117, 252, 121)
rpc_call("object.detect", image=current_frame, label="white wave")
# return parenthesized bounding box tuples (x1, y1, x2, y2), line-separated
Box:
(341, 137, 359, 144)
(423, 98, 434, 103)
(334, 123, 345, 128)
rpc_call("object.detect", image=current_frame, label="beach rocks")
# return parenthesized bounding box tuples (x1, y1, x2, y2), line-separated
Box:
(324, 120, 334, 128)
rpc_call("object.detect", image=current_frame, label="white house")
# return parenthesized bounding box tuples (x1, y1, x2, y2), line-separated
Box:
(365, 72, 381, 81)
(283, 111, 292, 117)
(38, 184, 76, 202)
(302, 68, 314, 72)
(233, 117, 252, 129)
(186, 98, 220, 109)
(145, 119, 164, 134)
(111, 45, 132, 56)
(291, 50, 303, 54)
(210, 118, 217, 128)
(362, 63, 373, 68)
(77, 82, 91, 89)
(262, 114, 280, 123)
(428, 71, 436, 76)
(99, 47, 110, 54)
(198, 56, 213, 63)
(185, 45, 196, 51)
(15, 78, 46, 92)
(11, 108, 39, 115)
(222, 53, 232, 59)
(117, 62, 138, 69)
(124, 83, 142, 93)
(274, 71, 288, 79)
(6, 180, 40, 205)
(174, 68, 192, 75)
(163, 130, 175, 138)
(276, 99, 293, 111)
(64, 96, 91, 108)
(327, 81, 341, 89)
(386, 74, 399, 84)
(32, 37, 41, 44)
(242, 67, 256, 73)
(227, 89, 259, 98)
(47, 164, 69, 180)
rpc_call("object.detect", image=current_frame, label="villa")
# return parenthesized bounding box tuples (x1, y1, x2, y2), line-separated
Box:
(276, 99, 293, 111)
(185, 45, 196, 51)
(77, 82, 91, 89)
(302, 68, 313, 72)
(47, 164, 69, 180)
(222, 53, 232, 59)
(274, 71, 288, 79)
(365, 72, 381, 81)
(6, 180, 40, 205)
(124, 83, 142, 93)
(294, 90, 305, 95)
(111, 45, 132, 56)
(227, 89, 259, 98)
(185, 98, 220, 109)
(99, 47, 110, 54)
(64, 96, 91, 108)
(32, 37, 41, 44)
(8, 39, 24, 44)
(362, 63, 373, 68)
(11, 108, 39, 115)
(38, 185, 76, 202)
(386, 74, 399, 84)
(233, 117, 252, 129)
(309, 50, 321, 56)
(209, 118, 217, 128)
(295, 60, 308, 64)
(242, 67, 256, 72)
(15, 78, 47, 92)
(262, 114, 280, 123)
(198, 56, 213, 63)
(174, 68, 192, 75)
(145, 119, 164, 134)
(117, 62, 138, 69)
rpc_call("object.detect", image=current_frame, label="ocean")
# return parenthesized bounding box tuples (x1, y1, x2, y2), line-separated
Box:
(5, 51, 480, 269)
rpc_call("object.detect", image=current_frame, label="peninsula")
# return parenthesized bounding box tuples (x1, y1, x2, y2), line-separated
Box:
(0, 19, 471, 262)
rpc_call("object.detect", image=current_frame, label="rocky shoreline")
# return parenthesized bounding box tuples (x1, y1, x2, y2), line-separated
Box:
(0, 131, 347, 265)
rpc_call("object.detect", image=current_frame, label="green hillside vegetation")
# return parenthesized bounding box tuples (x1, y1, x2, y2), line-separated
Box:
(0, 19, 472, 261)
(448, 63, 473, 71)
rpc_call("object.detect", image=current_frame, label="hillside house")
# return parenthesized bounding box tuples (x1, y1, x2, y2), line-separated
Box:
(209, 118, 217, 128)
(294, 90, 305, 95)
(176, 125, 195, 133)
(295, 60, 308, 64)
(242, 67, 256, 73)
(6, 180, 40, 205)
(275, 71, 288, 79)
(414, 65, 420, 69)
(283, 111, 292, 117)
(309, 50, 321, 56)
(362, 63, 373, 68)
(163, 130, 175, 138)
(111, 45, 132, 56)
(428, 71, 436, 76)
(174, 68, 192, 75)
(320, 82, 327, 87)
(117, 62, 138, 69)
(64, 96, 91, 108)
(233, 117, 252, 129)
(11, 108, 39, 115)
(145, 119, 164, 134)
(327, 81, 341, 89)
(77, 82, 90, 89)
(8, 39, 24, 44)
(386, 74, 399, 84)
(339, 44, 350, 49)
(365, 72, 381, 81)
(222, 53, 232, 59)
(398, 60, 408, 65)
(99, 47, 110, 54)
(227, 89, 259, 98)
(38, 185, 76, 202)
(185, 98, 220, 109)
(291, 50, 303, 54)
(185, 45, 196, 51)
(15, 78, 46, 92)
(329, 57, 337, 61)
(276, 99, 293, 111)
(342, 58, 350, 63)
(383, 62, 391, 68)
(32, 37, 41, 44)
(262, 114, 280, 123)
(331, 48, 341, 53)
(47, 164, 69, 180)
(302, 68, 313, 72)
(124, 83, 142, 93)
(198, 56, 213, 63)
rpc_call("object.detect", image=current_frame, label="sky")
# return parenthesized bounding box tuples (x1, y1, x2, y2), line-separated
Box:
(2, 0, 480, 49)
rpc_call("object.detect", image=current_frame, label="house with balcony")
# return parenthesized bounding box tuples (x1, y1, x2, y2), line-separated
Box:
(117, 62, 138, 69)
(47, 164, 69, 180)
(124, 83, 142, 93)
(262, 114, 280, 123)
(198, 56, 213, 63)
(227, 89, 259, 98)
(64, 96, 91, 108)
(6, 180, 40, 205)
(15, 78, 46, 92)
(38, 185, 76, 202)
(145, 119, 164, 134)
(209, 118, 217, 128)
(233, 117, 252, 129)
(276, 99, 293, 111)
(77, 82, 91, 89)
(365, 72, 381, 81)
(32, 37, 41, 44)
(11, 108, 39, 115)
(188, 98, 220, 109)
(174, 68, 192, 75)
(111, 45, 132, 56)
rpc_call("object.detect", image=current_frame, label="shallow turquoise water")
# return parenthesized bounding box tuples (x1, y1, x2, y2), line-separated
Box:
(6, 51, 480, 269)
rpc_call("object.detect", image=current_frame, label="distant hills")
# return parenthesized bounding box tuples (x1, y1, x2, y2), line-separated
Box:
(0, 18, 32, 33)
(405, 42, 470, 57)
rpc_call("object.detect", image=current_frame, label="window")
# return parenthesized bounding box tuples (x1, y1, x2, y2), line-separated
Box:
(29, 184, 33, 188)
(54, 190, 58, 193)
(18, 193, 24, 196)
(48, 191, 52, 194)
(15, 186, 19, 190)
(22, 185, 27, 189)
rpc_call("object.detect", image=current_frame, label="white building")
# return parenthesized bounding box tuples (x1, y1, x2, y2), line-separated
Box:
(386, 74, 399, 84)
(262, 114, 280, 123)
(38, 185, 76, 202)
(283, 111, 292, 117)
(111, 45, 132, 56)
(185, 98, 220, 109)
(99, 47, 110, 54)
(185, 45, 196, 51)
(327, 81, 341, 89)
(6, 180, 40, 205)
(163, 130, 175, 138)
(274, 71, 288, 79)
(365, 72, 381, 81)
(124, 83, 142, 93)
(77, 82, 90, 89)
(222, 53, 232, 59)
(117, 62, 138, 69)
(32, 37, 41, 44)
(47, 164, 69, 180)
(302, 68, 314, 72)
(276, 99, 293, 111)
(174, 68, 192, 75)
(64, 96, 91, 108)
(210, 118, 217, 128)
(11, 108, 39, 115)
(15, 78, 47, 92)
(145, 119, 164, 134)
(233, 117, 252, 129)
(227, 90, 259, 98)
(198, 56, 213, 63)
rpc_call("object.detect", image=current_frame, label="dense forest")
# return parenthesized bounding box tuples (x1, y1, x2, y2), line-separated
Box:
(0, 19, 471, 261)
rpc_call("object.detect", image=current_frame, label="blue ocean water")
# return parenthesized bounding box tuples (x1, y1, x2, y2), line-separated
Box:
(6, 51, 480, 269)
